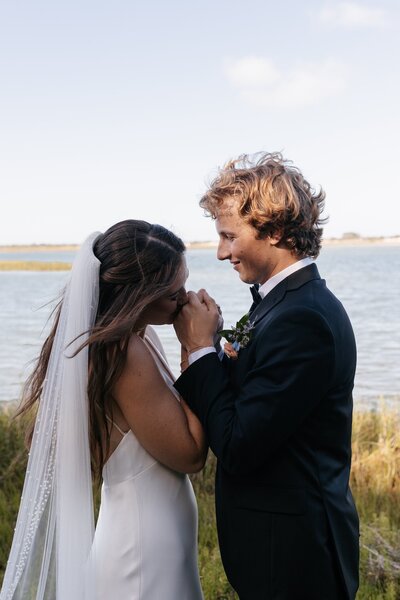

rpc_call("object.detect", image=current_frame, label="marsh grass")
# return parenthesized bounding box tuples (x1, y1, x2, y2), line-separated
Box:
(0, 261, 71, 271)
(0, 406, 399, 599)
(351, 407, 400, 598)
(0, 409, 27, 579)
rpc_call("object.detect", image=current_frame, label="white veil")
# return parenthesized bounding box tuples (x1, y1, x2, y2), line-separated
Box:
(0, 233, 101, 600)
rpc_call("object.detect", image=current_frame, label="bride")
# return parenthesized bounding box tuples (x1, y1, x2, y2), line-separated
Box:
(0, 220, 209, 600)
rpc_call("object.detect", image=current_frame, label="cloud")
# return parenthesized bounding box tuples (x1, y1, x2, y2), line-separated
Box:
(225, 57, 347, 109)
(225, 56, 280, 88)
(317, 2, 389, 28)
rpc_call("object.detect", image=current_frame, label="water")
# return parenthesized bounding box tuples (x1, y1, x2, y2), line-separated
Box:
(0, 246, 399, 409)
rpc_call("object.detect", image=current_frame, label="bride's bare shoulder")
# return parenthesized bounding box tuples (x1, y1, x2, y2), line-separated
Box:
(143, 326, 167, 359)
(123, 333, 159, 380)
(114, 334, 173, 412)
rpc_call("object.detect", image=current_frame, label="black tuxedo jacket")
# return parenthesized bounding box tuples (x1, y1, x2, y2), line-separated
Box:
(175, 264, 359, 600)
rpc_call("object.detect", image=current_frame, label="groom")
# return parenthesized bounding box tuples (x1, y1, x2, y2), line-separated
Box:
(174, 152, 359, 600)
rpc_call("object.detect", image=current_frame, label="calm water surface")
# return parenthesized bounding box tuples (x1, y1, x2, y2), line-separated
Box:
(0, 246, 399, 409)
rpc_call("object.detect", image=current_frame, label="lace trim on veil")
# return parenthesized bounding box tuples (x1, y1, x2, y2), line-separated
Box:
(0, 233, 101, 600)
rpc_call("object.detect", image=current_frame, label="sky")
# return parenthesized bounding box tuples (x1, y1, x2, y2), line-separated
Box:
(1, 0, 399, 244)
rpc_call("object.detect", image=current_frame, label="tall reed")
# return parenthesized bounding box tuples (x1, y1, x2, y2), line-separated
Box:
(351, 406, 400, 598)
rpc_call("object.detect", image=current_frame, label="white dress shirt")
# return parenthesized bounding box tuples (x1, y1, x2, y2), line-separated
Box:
(188, 257, 314, 365)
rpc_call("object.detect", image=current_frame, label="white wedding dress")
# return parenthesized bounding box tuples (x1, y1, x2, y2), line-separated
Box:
(90, 327, 204, 600)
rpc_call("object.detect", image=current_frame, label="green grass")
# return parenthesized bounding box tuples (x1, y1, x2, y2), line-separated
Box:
(1, 406, 399, 598)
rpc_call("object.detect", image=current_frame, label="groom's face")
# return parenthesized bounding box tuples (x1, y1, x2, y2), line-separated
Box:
(215, 202, 277, 285)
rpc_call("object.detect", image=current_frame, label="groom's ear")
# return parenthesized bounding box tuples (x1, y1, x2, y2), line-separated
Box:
(269, 231, 283, 246)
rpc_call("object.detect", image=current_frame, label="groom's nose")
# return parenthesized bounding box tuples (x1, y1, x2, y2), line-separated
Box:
(217, 239, 230, 261)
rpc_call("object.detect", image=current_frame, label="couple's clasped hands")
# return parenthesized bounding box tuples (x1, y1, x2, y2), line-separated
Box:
(174, 289, 223, 371)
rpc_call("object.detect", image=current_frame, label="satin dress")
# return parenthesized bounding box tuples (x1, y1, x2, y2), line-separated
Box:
(91, 327, 204, 600)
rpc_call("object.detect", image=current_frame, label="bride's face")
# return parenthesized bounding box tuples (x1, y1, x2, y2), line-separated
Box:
(140, 257, 189, 326)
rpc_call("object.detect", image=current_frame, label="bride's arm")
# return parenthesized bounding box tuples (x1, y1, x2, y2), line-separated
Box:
(179, 397, 207, 459)
(112, 335, 207, 474)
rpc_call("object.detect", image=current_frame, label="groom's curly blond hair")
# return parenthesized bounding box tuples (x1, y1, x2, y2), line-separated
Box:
(200, 152, 327, 258)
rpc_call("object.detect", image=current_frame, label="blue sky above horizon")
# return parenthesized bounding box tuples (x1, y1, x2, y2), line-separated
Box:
(1, 0, 399, 244)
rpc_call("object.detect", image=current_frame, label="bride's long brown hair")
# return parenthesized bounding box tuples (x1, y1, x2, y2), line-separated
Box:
(16, 220, 185, 481)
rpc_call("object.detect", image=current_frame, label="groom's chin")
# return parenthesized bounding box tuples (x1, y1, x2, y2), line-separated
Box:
(238, 273, 253, 285)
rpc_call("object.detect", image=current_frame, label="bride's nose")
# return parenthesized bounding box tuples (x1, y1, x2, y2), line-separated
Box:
(177, 289, 188, 306)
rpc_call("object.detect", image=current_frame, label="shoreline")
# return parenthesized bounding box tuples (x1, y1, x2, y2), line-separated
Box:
(322, 236, 400, 247)
(0, 236, 398, 271)
(0, 236, 400, 253)
(0, 244, 79, 253)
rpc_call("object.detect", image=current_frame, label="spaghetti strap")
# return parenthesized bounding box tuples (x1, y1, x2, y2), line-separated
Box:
(105, 414, 129, 436)
(143, 334, 176, 384)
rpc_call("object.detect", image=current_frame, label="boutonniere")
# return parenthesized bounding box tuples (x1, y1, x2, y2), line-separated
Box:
(219, 313, 255, 360)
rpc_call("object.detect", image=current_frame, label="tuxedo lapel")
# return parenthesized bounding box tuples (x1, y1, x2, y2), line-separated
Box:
(250, 263, 321, 325)
(250, 280, 287, 325)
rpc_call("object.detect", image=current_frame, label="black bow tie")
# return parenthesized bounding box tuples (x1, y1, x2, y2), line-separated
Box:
(249, 284, 262, 306)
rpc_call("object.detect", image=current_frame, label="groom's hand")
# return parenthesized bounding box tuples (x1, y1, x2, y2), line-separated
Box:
(174, 289, 220, 354)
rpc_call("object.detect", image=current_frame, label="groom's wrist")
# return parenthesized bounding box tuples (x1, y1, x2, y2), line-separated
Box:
(186, 339, 214, 355)
(187, 345, 209, 355)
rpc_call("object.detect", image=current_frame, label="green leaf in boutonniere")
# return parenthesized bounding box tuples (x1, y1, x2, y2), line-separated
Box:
(219, 312, 255, 359)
